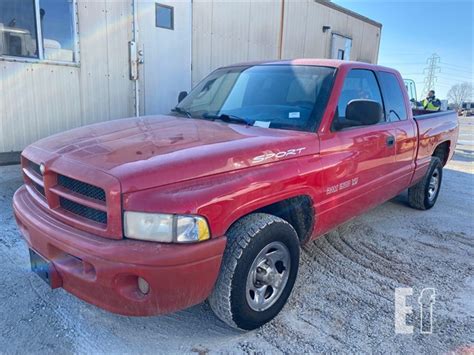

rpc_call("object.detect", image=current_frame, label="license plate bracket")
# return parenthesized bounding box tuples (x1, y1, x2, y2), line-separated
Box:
(29, 249, 62, 289)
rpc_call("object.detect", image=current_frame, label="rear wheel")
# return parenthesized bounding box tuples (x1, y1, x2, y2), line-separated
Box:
(408, 157, 443, 210)
(208, 213, 300, 330)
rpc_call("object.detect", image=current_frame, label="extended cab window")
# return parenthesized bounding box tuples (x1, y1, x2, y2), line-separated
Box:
(175, 65, 336, 132)
(379, 72, 408, 121)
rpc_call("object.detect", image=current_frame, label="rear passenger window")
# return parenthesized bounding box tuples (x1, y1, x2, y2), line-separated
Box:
(379, 72, 408, 121)
(336, 69, 384, 121)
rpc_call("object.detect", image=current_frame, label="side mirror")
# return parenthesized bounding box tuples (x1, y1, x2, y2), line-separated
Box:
(178, 91, 188, 103)
(345, 99, 383, 126)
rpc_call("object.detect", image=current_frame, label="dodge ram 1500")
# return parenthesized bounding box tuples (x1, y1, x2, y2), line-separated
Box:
(13, 59, 459, 330)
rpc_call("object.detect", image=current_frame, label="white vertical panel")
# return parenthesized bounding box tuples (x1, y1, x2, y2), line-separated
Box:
(210, 0, 251, 69)
(105, 0, 134, 119)
(362, 23, 381, 63)
(247, 0, 281, 61)
(328, 8, 349, 36)
(374, 26, 381, 63)
(192, 0, 214, 86)
(77, 0, 110, 125)
(34, 65, 82, 135)
(303, 2, 330, 59)
(346, 16, 364, 61)
(1, 63, 84, 152)
(2, 63, 37, 150)
(192, 0, 282, 86)
(281, 0, 309, 59)
(0, 63, 5, 152)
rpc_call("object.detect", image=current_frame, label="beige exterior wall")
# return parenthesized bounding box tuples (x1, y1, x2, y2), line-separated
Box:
(192, 0, 381, 86)
(0, 0, 135, 153)
(192, 0, 284, 87)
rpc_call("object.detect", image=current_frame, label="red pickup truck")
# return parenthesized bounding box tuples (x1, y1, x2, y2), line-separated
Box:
(14, 59, 458, 330)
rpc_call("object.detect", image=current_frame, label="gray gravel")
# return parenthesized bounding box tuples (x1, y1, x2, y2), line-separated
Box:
(0, 117, 472, 354)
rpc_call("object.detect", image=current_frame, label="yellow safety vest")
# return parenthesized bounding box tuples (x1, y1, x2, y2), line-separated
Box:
(422, 98, 441, 111)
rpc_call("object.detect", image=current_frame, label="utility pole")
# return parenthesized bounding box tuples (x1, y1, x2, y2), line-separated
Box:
(422, 53, 441, 96)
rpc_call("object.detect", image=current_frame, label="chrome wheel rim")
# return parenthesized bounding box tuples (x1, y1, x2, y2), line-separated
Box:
(246, 241, 291, 312)
(428, 168, 440, 201)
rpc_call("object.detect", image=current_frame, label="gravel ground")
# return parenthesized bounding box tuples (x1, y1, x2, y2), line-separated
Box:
(0, 117, 472, 354)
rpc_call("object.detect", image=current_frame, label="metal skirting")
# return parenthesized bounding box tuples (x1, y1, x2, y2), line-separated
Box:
(0, 152, 21, 166)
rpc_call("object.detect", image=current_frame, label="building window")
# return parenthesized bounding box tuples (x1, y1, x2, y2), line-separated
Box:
(0, 0, 39, 58)
(0, 0, 77, 63)
(39, 0, 75, 62)
(337, 49, 345, 60)
(155, 3, 174, 30)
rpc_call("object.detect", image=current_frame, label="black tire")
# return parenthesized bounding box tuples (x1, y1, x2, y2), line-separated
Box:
(408, 156, 443, 210)
(208, 213, 300, 330)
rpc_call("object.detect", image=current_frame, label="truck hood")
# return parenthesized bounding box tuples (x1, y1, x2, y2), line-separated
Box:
(28, 115, 319, 192)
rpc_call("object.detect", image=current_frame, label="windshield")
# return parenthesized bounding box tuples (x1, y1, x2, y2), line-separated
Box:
(174, 65, 336, 132)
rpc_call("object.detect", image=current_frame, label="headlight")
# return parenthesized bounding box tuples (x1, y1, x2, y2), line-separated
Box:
(124, 211, 210, 243)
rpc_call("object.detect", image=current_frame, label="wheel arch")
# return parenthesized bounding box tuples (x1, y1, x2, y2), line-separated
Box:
(432, 140, 451, 166)
(225, 194, 315, 244)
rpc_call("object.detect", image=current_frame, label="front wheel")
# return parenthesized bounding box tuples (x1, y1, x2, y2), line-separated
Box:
(208, 213, 300, 330)
(408, 156, 443, 210)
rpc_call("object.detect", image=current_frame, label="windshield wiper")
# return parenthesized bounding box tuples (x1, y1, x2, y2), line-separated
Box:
(171, 107, 192, 118)
(202, 112, 251, 126)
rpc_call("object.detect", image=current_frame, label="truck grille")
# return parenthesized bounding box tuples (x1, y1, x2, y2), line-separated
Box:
(21, 157, 121, 238)
(32, 181, 46, 196)
(58, 175, 106, 202)
(29, 161, 42, 176)
(59, 197, 108, 224)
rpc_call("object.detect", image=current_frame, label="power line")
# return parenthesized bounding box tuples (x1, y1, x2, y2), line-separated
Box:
(382, 62, 426, 65)
(422, 53, 441, 95)
(442, 67, 473, 75)
(441, 62, 472, 70)
(438, 75, 472, 83)
(438, 74, 472, 80)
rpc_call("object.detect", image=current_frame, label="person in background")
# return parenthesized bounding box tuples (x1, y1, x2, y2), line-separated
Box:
(421, 90, 441, 112)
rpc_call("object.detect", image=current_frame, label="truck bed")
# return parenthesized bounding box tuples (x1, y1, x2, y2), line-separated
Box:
(411, 109, 459, 183)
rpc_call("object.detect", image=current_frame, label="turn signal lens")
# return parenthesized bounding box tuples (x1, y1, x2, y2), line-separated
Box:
(138, 277, 150, 295)
(176, 216, 210, 243)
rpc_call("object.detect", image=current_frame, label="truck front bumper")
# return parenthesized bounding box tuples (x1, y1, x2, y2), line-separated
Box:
(13, 186, 226, 316)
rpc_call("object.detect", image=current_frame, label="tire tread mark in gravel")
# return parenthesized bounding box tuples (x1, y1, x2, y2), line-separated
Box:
(301, 242, 394, 308)
(304, 238, 395, 304)
(415, 224, 474, 250)
(325, 231, 414, 286)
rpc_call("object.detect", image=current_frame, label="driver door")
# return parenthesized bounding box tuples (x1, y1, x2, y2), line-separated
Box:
(315, 69, 396, 235)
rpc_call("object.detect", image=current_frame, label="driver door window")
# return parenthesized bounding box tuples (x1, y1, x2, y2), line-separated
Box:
(334, 69, 384, 129)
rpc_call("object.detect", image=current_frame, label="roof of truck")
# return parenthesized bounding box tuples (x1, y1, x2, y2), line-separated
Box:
(221, 58, 397, 73)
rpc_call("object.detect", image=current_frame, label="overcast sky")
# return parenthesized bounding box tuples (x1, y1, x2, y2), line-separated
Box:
(334, 0, 473, 100)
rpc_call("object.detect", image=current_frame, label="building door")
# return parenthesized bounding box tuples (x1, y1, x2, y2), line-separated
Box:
(137, 0, 192, 115)
(331, 33, 352, 61)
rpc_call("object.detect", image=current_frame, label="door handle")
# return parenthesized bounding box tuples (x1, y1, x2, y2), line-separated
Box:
(386, 135, 395, 147)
